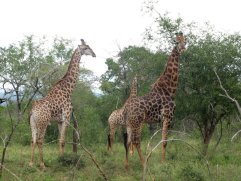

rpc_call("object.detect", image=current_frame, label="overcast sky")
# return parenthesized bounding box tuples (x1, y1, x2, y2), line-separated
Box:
(1, 0, 241, 77)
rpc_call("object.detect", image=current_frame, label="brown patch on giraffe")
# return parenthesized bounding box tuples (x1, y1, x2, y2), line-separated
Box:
(122, 32, 185, 168)
(29, 40, 96, 169)
(107, 76, 138, 161)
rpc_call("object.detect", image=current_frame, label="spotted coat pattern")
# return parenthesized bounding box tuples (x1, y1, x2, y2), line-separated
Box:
(29, 40, 96, 169)
(107, 76, 137, 155)
(123, 33, 186, 168)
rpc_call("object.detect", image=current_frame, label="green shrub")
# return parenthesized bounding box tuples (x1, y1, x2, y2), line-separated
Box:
(19, 133, 31, 146)
(80, 106, 105, 145)
(45, 123, 59, 143)
(177, 164, 204, 181)
(57, 153, 85, 169)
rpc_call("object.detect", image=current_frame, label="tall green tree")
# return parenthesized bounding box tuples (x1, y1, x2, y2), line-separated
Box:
(0, 36, 74, 118)
(177, 32, 241, 154)
(142, 3, 241, 154)
(100, 46, 167, 111)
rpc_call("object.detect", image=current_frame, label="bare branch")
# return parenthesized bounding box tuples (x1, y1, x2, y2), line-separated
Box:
(0, 164, 22, 181)
(231, 130, 241, 142)
(0, 135, 8, 148)
(213, 69, 241, 116)
(213, 69, 241, 142)
(22, 78, 42, 114)
(65, 119, 108, 181)
(0, 100, 23, 176)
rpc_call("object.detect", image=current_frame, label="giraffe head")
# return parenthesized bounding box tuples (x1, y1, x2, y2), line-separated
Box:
(174, 32, 186, 54)
(78, 39, 96, 57)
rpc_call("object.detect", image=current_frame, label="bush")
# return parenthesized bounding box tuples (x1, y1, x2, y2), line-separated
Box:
(177, 164, 204, 181)
(45, 123, 59, 143)
(19, 133, 31, 146)
(57, 153, 85, 169)
(80, 106, 105, 145)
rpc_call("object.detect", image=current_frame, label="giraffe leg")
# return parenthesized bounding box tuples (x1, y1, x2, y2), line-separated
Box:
(59, 121, 71, 155)
(135, 142, 145, 166)
(29, 140, 35, 167)
(107, 124, 116, 151)
(161, 118, 170, 162)
(123, 132, 129, 169)
(59, 124, 67, 155)
(127, 127, 144, 168)
(59, 107, 72, 155)
(29, 113, 37, 167)
(134, 124, 145, 166)
(35, 122, 48, 169)
(124, 140, 132, 170)
(124, 140, 136, 169)
(126, 126, 134, 155)
(129, 143, 134, 156)
(37, 139, 46, 169)
(58, 122, 65, 155)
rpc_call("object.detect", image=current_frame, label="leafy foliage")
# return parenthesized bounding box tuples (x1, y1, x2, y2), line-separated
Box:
(142, 11, 241, 153)
(0, 3, 241, 180)
(100, 46, 167, 114)
(0, 35, 74, 118)
(58, 153, 85, 169)
(177, 164, 204, 181)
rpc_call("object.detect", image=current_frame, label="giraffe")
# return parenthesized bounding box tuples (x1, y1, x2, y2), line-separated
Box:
(123, 32, 186, 168)
(29, 39, 96, 169)
(107, 76, 137, 158)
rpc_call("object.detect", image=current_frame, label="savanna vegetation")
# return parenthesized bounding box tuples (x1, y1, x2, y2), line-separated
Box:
(0, 2, 241, 181)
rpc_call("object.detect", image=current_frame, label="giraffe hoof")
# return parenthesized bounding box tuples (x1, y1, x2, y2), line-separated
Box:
(40, 163, 46, 170)
(160, 159, 166, 164)
(124, 162, 129, 170)
(130, 150, 134, 156)
(29, 161, 34, 167)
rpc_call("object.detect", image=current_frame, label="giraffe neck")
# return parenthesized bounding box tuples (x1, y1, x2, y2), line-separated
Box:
(153, 46, 180, 97)
(129, 78, 137, 98)
(58, 48, 82, 94)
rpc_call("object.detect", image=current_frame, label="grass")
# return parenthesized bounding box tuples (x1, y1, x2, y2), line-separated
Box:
(1, 133, 241, 181)
(0, 121, 241, 180)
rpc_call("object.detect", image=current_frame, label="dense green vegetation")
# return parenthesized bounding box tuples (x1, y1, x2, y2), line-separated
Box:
(1, 126, 241, 180)
(0, 5, 241, 181)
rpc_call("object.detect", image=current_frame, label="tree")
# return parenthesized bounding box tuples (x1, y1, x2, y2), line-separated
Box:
(101, 46, 167, 103)
(0, 36, 74, 119)
(100, 46, 167, 134)
(0, 35, 74, 174)
(141, 2, 241, 154)
(175, 31, 241, 154)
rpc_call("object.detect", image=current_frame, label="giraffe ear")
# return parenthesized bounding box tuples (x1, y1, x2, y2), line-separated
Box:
(81, 39, 86, 45)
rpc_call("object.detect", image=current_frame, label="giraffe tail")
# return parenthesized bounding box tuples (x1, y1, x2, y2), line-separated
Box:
(123, 132, 128, 155)
(107, 133, 111, 150)
(28, 112, 31, 125)
(29, 112, 37, 144)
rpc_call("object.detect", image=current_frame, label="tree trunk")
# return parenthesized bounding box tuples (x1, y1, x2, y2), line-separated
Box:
(202, 125, 215, 155)
(203, 133, 211, 156)
(0, 103, 22, 176)
(72, 111, 79, 153)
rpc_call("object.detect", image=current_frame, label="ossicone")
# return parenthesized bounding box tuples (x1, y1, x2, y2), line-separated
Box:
(81, 39, 86, 45)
